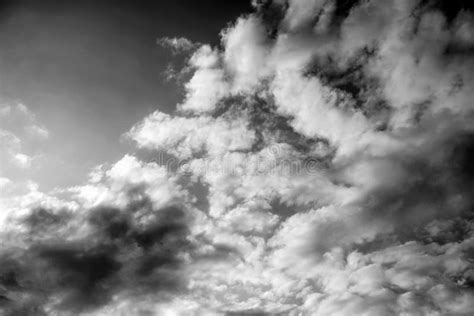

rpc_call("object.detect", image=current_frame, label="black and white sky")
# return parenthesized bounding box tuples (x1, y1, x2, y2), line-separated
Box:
(0, 0, 474, 315)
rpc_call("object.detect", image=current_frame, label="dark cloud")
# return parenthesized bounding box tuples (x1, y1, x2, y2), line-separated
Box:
(0, 193, 194, 314)
(33, 244, 121, 312)
(23, 207, 73, 238)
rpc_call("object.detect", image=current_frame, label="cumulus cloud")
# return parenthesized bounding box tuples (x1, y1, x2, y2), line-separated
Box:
(2, 0, 474, 315)
(0, 154, 227, 315)
(128, 111, 256, 159)
(179, 45, 231, 113)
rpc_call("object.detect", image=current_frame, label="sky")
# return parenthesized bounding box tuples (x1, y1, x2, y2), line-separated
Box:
(0, 0, 252, 190)
(1, 0, 474, 315)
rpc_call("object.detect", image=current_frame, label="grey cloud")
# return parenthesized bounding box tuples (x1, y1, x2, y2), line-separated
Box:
(0, 193, 194, 315)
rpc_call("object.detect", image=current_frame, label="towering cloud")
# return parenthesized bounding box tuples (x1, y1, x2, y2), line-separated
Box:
(1, 0, 474, 315)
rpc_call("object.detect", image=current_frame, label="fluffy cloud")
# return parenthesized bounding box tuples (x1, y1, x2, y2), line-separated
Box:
(128, 111, 256, 159)
(179, 45, 231, 113)
(2, 0, 474, 315)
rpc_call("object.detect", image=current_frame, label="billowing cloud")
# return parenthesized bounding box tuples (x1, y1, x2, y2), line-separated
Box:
(2, 0, 474, 315)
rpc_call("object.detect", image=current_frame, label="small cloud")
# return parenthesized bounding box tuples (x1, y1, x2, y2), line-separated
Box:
(0, 102, 50, 174)
(0, 177, 11, 188)
(0, 129, 21, 149)
(0, 104, 12, 117)
(26, 124, 50, 139)
(12, 153, 32, 168)
(87, 164, 105, 183)
(16, 102, 31, 115)
(157, 37, 197, 54)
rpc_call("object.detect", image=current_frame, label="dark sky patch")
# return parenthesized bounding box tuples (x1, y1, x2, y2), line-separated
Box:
(214, 94, 332, 157)
(255, 0, 288, 38)
(450, 133, 474, 181)
(333, 0, 361, 20)
(304, 49, 390, 123)
(421, 0, 474, 23)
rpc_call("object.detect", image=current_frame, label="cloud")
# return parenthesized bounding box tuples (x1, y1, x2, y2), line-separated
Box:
(0, 202, 194, 314)
(158, 37, 197, 54)
(2, 0, 474, 315)
(0, 102, 49, 174)
(70, 154, 187, 209)
(128, 111, 256, 159)
(0, 154, 241, 314)
(179, 45, 231, 113)
(222, 16, 272, 92)
(0, 177, 10, 186)
(0, 103, 50, 140)
(11, 153, 32, 168)
(25, 125, 50, 139)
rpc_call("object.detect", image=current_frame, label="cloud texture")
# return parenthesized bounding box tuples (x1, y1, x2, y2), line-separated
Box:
(1, 0, 474, 315)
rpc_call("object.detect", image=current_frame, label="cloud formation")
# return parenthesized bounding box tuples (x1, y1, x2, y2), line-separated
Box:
(2, 0, 474, 315)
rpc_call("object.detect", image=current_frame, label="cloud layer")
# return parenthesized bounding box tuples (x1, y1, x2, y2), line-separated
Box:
(1, 0, 474, 315)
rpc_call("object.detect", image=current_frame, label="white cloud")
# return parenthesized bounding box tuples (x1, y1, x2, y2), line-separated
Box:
(222, 16, 271, 92)
(11, 152, 32, 168)
(271, 70, 371, 157)
(0, 102, 50, 174)
(0, 129, 21, 149)
(2, 1, 474, 314)
(282, 0, 328, 31)
(128, 110, 256, 159)
(26, 124, 50, 139)
(158, 36, 197, 54)
(179, 45, 230, 113)
(71, 154, 186, 209)
(0, 176, 11, 188)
